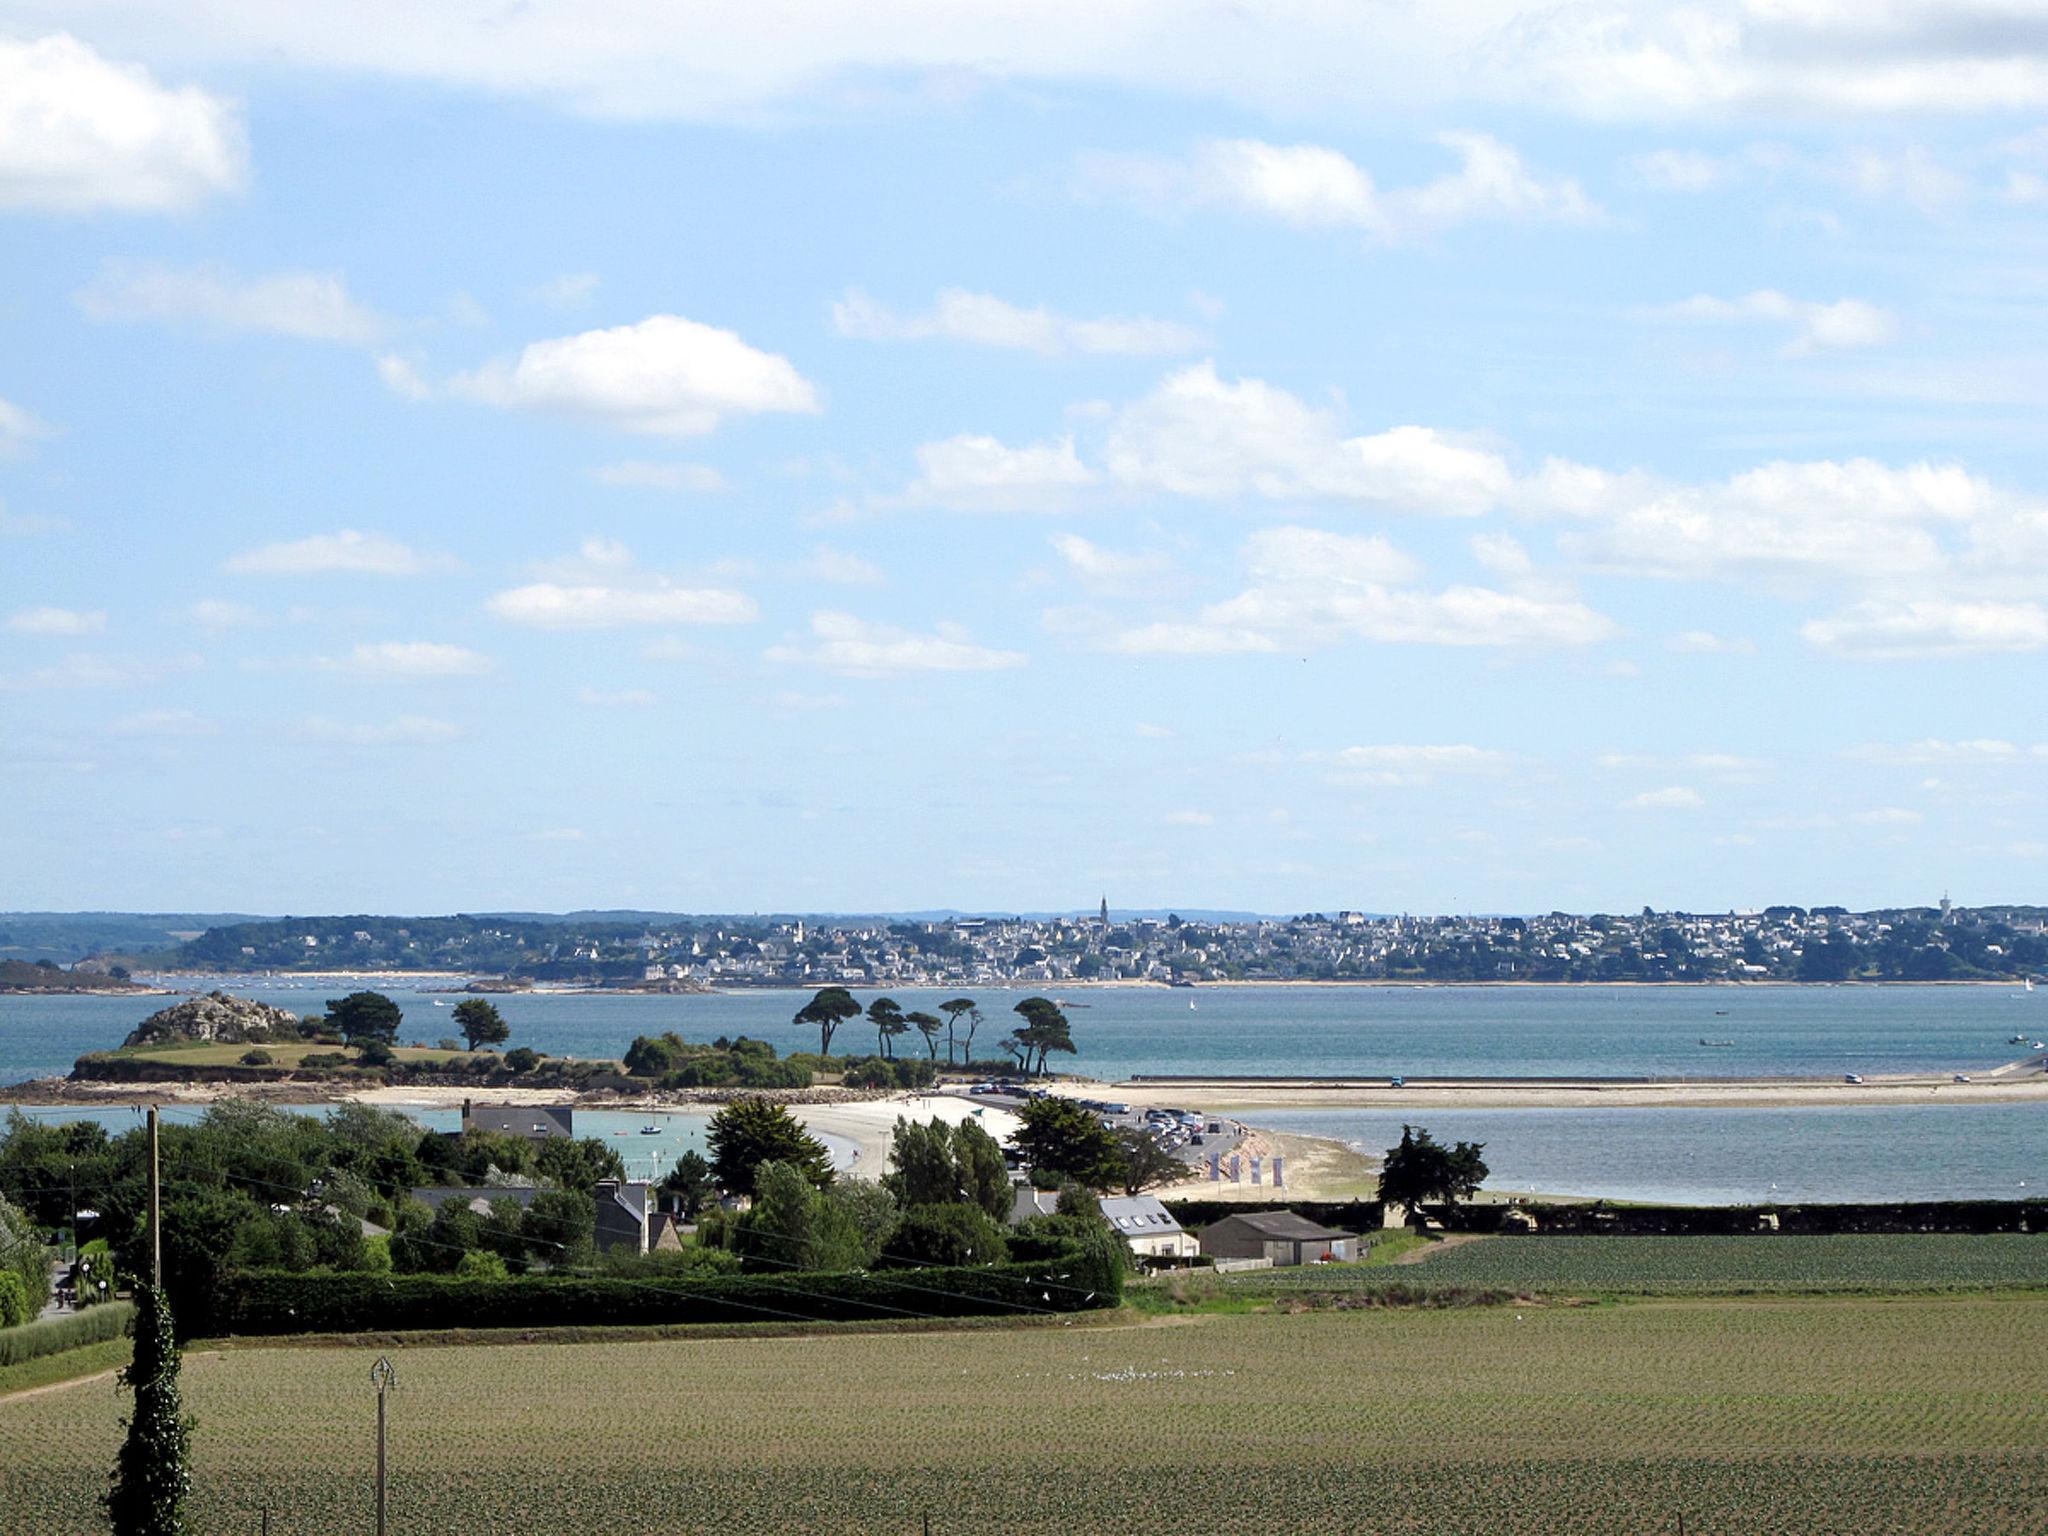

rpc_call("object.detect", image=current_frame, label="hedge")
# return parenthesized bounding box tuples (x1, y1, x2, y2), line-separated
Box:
(211, 1242, 1122, 1337)
(0, 1300, 134, 1368)
(1165, 1198, 1385, 1234)
(1430, 1199, 2048, 1237)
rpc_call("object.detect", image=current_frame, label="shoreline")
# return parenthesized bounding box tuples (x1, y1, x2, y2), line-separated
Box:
(94, 973, 2046, 992)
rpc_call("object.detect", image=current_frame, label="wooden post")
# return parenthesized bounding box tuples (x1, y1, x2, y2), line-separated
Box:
(371, 1355, 397, 1536)
(147, 1105, 160, 1288)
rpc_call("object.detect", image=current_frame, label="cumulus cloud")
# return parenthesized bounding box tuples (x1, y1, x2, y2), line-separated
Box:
(766, 612, 1026, 677)
(901, 433, 1096, 513)
(488, 539, 757, 628)
(1079, 132, 1598, 241)
(0, 34, 244, 212)
(1109, 524, 1611, 656)
(297, 715, 464, 746)
(833, 288, 1201, 356)
(1321, 743, 1510, 787)
(1852, 805, 1924, 826)
(1668, 630, 1757, 654)
(1801, 599, 2048, 657)
(1641, 289, 1899, 356)
(322, 641, 495, 678)
(801, 545, 885, 586)
(1163, 809, 1215, 826)
(1623, 785, 1704, 810)
(73, 262, 385, 344)
(1049, 533, 1173, 594)
(0, 651, 200, 691)
(7, 606, 106, 636)
(1103, 363, 1514, 513)
(1843, 738, 2031, 766)
(589, 460, 730, 493)
(447, 314, 818, 436)
(227, 530, 446, 577)
(0, 397, 50, 459)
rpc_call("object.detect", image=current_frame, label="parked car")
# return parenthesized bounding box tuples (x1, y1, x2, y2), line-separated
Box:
(1843, 1073, 1864, 1084)
(1953, 1074, 1972, 1083)
(1389, 1076, 1406, 1088)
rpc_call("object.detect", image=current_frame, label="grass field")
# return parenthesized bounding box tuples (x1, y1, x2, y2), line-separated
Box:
(104, 1040, 478, 1068)
(5, 1295, 2045, 1533)
(1183, 1234, 2048, 1301)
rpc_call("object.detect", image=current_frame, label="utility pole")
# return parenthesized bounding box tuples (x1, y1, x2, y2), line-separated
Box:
(370, 1355, 397, 1536)
(147, 1104, 161, 1288)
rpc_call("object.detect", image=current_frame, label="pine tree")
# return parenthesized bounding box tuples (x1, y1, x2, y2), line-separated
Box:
(104, 1284, 193, 1536)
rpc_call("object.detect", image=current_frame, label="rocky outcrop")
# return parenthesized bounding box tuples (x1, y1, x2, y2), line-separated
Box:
(123, 991, 302, 1048)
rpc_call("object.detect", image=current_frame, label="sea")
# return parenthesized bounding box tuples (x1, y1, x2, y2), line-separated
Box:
(2, 979, 2042, 1204)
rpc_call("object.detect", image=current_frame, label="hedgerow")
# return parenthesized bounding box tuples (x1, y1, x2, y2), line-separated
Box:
(0, 1301, 134, 1368)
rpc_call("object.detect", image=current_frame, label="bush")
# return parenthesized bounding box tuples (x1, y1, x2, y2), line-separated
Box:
(300, 1052, 351, 1069)
(883, 1203, 1008, 1269)
(842, 1056, 939, 1091)
(505, 1047, 541, 1073)
(0, 1300, 133, 1367)
(0, 1270, 29, 1328)
(358, 1039, 396, 1068)
(239, 1049, 273, 1066)
(216, 1247, 1115, 1336)
(455, 1250, 509, 1281)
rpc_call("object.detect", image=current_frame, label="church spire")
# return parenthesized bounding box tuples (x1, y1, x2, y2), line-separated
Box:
(1099, 895, 1109, 924)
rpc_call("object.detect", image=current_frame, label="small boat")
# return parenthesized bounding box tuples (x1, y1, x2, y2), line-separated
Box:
(2013, 1034, 2031, 1045)
(639, 1124, 662, 1135)
(1713, 1009, 1729, 1016)
(1188, 1000, 1197, 1010)
(1699, 1038, 1735, 1048)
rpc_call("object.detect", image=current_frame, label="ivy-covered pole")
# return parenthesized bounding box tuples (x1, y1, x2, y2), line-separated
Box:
(103, 1283, 192, 1536)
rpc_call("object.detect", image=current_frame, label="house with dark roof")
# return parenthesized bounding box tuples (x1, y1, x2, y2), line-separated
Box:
(460, 1100, 573, 1140)
(1198, 1210, 1356, 1266)
(1097, 1195, 1197, 1259)
(593, 1179, 666, 1255)
(410, 1185, 542, 1217)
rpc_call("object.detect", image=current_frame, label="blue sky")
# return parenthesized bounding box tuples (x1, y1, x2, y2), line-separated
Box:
(4, 4, 2048, 915)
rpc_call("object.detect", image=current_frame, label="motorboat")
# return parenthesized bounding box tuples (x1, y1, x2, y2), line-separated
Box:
(639, 1124, 662, 1135)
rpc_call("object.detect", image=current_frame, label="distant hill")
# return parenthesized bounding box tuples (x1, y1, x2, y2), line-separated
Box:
(0, 958, 150, 993)
(0, 912, 267, 966)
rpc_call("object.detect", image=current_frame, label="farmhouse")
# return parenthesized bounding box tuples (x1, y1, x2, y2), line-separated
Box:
(593, 1179, 684, 1255)
(461, 1100, 574, 1140)
(1098, 1195, 1197, 1259)
(1199, 1210, 1356, 1266)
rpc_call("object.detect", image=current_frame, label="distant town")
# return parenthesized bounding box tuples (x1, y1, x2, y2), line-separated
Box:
(9, 898, 2046, 988)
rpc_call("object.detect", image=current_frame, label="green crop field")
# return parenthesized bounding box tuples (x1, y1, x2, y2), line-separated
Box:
(5, 1295, 2046, 1533)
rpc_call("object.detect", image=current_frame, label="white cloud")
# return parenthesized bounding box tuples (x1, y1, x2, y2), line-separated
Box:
(0, 397, 50, 459)
(1081, 132, 1598, 241)
(1134, 721, 1175, 739)
(0, 651, 200, 691)
(1630, 147, 1740, 190)
(489, 582, 756, 629)
(376, 354, 432, 400)
(187, 598, 262, 629)
(1598, 752, 1771, 783)
(1623, 785, 1704, 810)
(7, 606, 106, 636)
(227, 529, 444, 576)
(111, 708, 216, 738)
(1839, 144, 1967, 214)
(590, 460, 730, 493)
(1164, 809, 1215, 827)
(449, 314, 818, 436)
(1802, 599, 2048, 657)
(1843, 738, 2028, 766)
(532, 271, 601, 308)
(1103, 362, 1513, 513)
(1324, 743, 1509, 787)
(1852, 805, 1924, 826)
(1049, 533, 1172, 593)
(766, 612, 1026, 677)
(323, 641, 495, 678)
(1668, 629, 1757, 654)
(0, 34, 244, 212)
(1642, 289, 1899, 356)
(74, 262, 384, 344)
(575, 687, 657, 708)
(1108, 523, 1612, 656)
(37, 3, 2048, 129)
(833, 288, 1201, 356)
(297, 715, 464, 746)
(801, 545, 885, 586)
(902, 433, 1096, 512)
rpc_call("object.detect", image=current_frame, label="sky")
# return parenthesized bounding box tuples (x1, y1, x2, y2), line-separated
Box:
(3, 2, 2048, 916)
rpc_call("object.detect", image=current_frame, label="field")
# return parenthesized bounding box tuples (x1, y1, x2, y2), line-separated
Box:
(97, 1040, 477, 1068)
(1191, 1234, 2048, 1301)
(5, 1295, 2047, 1533)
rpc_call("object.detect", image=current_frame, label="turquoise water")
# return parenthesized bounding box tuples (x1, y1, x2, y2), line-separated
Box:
(4, 980, 2042, 1203)
(3, 979, 2041, 1086)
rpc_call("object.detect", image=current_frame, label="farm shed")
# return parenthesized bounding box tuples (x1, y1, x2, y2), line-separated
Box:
(460, 1100, 574, 1140)
(1199, 1210, 1355, 1266)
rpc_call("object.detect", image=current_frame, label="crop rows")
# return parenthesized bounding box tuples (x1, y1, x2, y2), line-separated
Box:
(5, 1293, 2045, 1532)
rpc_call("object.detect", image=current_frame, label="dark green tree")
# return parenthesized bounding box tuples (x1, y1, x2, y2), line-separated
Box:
(794, 986, 861, 1055)
(1377, 1124, 1489, 1221)
(952, 1118, 1012, 1220)
(882, 1202, 1007, 1268)
(503, 1046, 541, 1073)
(908, 1011, 945, 1060)
(533, 1136, 626, 1195)
(867, 996, 908, 1059)
(1012, 1096, 1121, 1190)
(659, 1149, 717, 1219)
(1111, 1128, 1186, 1196)
(706, 1097, 834, 1198)
(884, 1116, 958, 1208)
(938, 997, 981, 1064)
(452, 998, 510, 1051)
(1010, 997, 1076, 1076)
(103, 1284, 192, 1536)
(623, 1032, 685, 1077)
(324, 990, 402, 1046)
